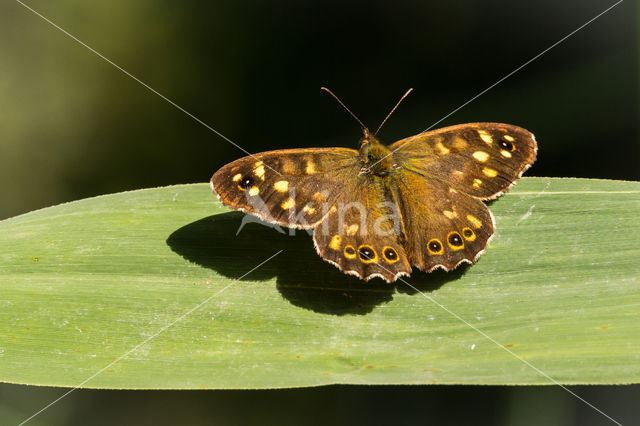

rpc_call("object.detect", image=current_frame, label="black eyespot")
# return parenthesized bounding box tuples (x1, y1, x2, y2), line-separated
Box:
(462, 227, 476, 242)
(448, 232, 463, 247)
(239, 176, 254, 190)
(384, 247, 398, 261)
(359, 246, 375, 261)
(345, 246, 356, 256)
(428, 240, 442, 253)
(499, 139, 515, 151)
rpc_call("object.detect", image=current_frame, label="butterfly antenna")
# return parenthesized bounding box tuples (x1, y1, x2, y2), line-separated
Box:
(321, 87, 366, 130)
(374, 88, 413, 136)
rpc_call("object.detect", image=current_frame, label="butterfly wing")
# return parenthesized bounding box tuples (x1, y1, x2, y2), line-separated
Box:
(211, 148, 359, 229)
(312, 177, 412, 282)
(392, 171, 495, 272)
(390, 123, 537, 200)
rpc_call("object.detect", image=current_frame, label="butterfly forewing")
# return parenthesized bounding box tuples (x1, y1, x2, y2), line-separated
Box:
(211, 148, 359, 228)
(391, 123, 537, 200)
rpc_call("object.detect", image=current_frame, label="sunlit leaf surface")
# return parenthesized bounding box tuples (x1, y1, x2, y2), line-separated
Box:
(0, 178, 638, 389)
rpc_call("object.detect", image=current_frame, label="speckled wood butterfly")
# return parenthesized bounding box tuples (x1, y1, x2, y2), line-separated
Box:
(211, 90, 537, 282)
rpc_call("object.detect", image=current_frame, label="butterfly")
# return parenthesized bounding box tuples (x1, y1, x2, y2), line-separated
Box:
(210, 89, 537, 282)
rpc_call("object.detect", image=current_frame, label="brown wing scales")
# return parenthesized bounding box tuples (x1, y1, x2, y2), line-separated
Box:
(391, 123, 537, 200)
(392, 172, 495, 272)
(312, 178, 411, 282)
(211, 148, 359, 228)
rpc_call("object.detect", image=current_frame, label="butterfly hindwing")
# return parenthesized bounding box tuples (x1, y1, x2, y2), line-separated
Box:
(211, 148, 359, 228)
(392, 172, 495, 272)
(391, 123, 537, 200)
(312, 178, 411, 282)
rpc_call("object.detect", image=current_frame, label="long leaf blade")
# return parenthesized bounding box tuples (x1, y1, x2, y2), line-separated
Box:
(0, 178, 638, 389)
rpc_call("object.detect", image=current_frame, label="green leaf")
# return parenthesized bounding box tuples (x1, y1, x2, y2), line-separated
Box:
(0, 177, 639, 389)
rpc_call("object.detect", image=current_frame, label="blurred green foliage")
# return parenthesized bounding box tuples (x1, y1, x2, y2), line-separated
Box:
(0, 0, 637, 221)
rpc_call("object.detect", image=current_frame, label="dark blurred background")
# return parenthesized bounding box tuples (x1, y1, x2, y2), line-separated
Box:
(0, 0, 637, 425)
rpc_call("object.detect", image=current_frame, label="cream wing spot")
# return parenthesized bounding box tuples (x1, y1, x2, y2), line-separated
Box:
(472, 151, 490, 162)
(435, 141, 450, 155)
(467, 214, 482, 228)
(451, 136, 468, 150)
(473, 178, 482, 188)
(500, 150, 512, 158)
(253, 161, 265, 180)
(232, 173, 242, 182)
(273, 180, 289, 192)
(482, 167, 498, 177)
(345, 224, 359, 236)
(282, 160, 296, 174)
(329, 235, 342, 250)
(477, 130, 493, 144)
(281, 198, 295, 210)
(503, 134, 515, 142)
(248, 186, 260, 196)
(443, 210, 458, 219)
(303, 205, 316, 215)
(312, 191, 327, 202)
(305, 160, 316, 174)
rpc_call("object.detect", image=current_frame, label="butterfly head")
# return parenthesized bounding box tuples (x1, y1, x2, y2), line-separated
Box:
(359, 128, 394, 176)
(359, 128, 379, 148)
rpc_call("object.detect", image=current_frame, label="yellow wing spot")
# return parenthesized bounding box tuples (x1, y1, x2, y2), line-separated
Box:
(281, 198, 295, 210)
(472, 151, 490, 162)
(254, 164, 265, 180)
(312, 191, 327, 202)
(273, 180, 289, 192)
(477, 130, 493, 144)
(345, 224, 359, 236)
(473, 178, 482, 188)
(451, 136, 468, 150)
(482, 167, 498, 177)
(232, 173, 242, 182)
(329, 235, 342, 251)
(282, 160, 296, 174)
(443, 210, 458, 219)
(467, 214, 482, 228)
(449, 187, 458, 193)
(500, 150, 512, 158)
(305, 160, 316, 174)
(503, 134, 515, 142)
(303, 205, 316, 215)
(435, 141, 450, 155)
(344, 245, 357, 259)
(248, 186, 260, 196)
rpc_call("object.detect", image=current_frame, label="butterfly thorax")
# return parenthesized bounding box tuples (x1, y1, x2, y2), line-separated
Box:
(359, 130, 395, 177)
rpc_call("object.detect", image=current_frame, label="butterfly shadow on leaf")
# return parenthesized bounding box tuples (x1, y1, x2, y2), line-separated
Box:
(166, 212, 468, 316)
